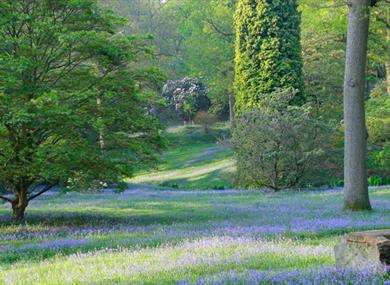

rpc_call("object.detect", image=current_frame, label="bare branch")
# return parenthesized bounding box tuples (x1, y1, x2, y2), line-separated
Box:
(27, 184, 57, 202)
(0, 195, 13, 203)
(204, 18, 234, 40)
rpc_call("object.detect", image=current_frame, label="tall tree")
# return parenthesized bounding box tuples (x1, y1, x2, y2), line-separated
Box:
(343, 0, 379, 210)
(0, 0, 165, 221)
(234, 0, 304, 111)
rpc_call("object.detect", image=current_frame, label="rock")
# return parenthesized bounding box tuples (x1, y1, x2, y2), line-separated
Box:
(334, 230, 390, 271)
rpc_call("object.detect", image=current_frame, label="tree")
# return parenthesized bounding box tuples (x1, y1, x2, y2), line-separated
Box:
(194, 111, 218, 133)
(343, 0, 380, 210)
(0, 0, 165, 221)
(234, 0, 304, 111)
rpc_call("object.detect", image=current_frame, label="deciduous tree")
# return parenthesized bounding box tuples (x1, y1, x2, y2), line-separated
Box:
(343, 0, 380, 210)
(0, 0, 165, 221)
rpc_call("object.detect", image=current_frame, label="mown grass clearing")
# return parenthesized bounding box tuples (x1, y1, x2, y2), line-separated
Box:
(131, 125, 235, 190)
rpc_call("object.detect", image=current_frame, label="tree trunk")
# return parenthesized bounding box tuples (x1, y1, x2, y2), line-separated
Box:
(12, 192, 28, 222)
(97, 96, 105, 150)
(343, 0, 372, 211)
(229, 92, 236, 129)
(386, 29, 390, 95)
(386, 60, 390, 95)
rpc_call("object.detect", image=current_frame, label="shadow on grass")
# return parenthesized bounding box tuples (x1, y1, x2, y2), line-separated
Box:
(0, 202, 232, 266)
(156, 168, 235, 190)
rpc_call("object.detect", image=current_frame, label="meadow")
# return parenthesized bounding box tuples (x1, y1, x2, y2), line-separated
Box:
(0, 186, 389, 284)
(131, 125, 235, 190)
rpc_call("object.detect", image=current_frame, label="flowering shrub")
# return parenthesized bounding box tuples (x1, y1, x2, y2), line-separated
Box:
(162, 78, 211, 122)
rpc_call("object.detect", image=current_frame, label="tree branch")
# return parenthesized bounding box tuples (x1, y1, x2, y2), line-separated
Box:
(204, 18, 234, 40)
(0, 195, 13, 203)
(27, 184, 57, 202)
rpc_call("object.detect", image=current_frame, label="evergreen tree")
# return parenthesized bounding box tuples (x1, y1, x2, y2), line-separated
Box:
(234, 0, 304, 111)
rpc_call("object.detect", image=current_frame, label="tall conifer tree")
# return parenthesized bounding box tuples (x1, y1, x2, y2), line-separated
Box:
(234, 0, 304, 111)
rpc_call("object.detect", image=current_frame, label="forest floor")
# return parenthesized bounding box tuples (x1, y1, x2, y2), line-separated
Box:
(0, 186, 389, 284)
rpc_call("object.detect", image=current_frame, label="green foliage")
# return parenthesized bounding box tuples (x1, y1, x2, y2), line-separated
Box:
(0, 0, 165, 215)
(232, 89, 330, 190)
(366, 85, 390, 177)
(234, 0, 304, 111)
(300, 0, 347, 122)
(163, 0, 236, 117)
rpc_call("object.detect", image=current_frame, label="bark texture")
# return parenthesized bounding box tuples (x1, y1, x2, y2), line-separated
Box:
(12, 192, 28, 222)
(228, 92, 236, 129)
(343, 0, 372, 210)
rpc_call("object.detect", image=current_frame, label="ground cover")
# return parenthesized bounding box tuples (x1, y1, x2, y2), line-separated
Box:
(0, 186, 389, 284)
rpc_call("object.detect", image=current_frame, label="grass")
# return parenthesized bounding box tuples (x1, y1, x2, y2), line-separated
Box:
(1, 125, 390, 284)
(131, 124, 235, 190)
(0, 186, 389, 284)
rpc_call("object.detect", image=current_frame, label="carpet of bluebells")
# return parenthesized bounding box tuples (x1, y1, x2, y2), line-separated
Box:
(0, 186, 389, 284)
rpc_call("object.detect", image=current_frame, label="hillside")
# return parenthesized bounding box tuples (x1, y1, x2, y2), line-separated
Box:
(131, 125, 235, 190)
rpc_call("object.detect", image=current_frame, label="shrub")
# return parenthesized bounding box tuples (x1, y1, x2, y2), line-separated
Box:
(232, 89, 330, 190)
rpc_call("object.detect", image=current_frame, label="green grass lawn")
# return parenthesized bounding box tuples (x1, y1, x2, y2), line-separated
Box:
(131, 125, 235, 190)
(0, 187, 389, 284)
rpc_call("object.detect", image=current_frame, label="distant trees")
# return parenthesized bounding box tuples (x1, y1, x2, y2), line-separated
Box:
(0, 0, 164, 221)
(163, 0, 237, 126)
(234, 0, 304, 111)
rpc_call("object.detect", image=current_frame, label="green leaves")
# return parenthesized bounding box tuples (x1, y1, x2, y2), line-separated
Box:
(232, 89, 331, 190)
(234, 0, 304, 111)
(0, 0, 165, 203)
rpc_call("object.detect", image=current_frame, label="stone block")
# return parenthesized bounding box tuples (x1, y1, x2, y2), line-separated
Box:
(334, 230, 390, 271)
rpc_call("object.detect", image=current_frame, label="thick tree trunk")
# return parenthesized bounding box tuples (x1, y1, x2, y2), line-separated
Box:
(343, 0, 372, 211)
(12, 192, 28, 222)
